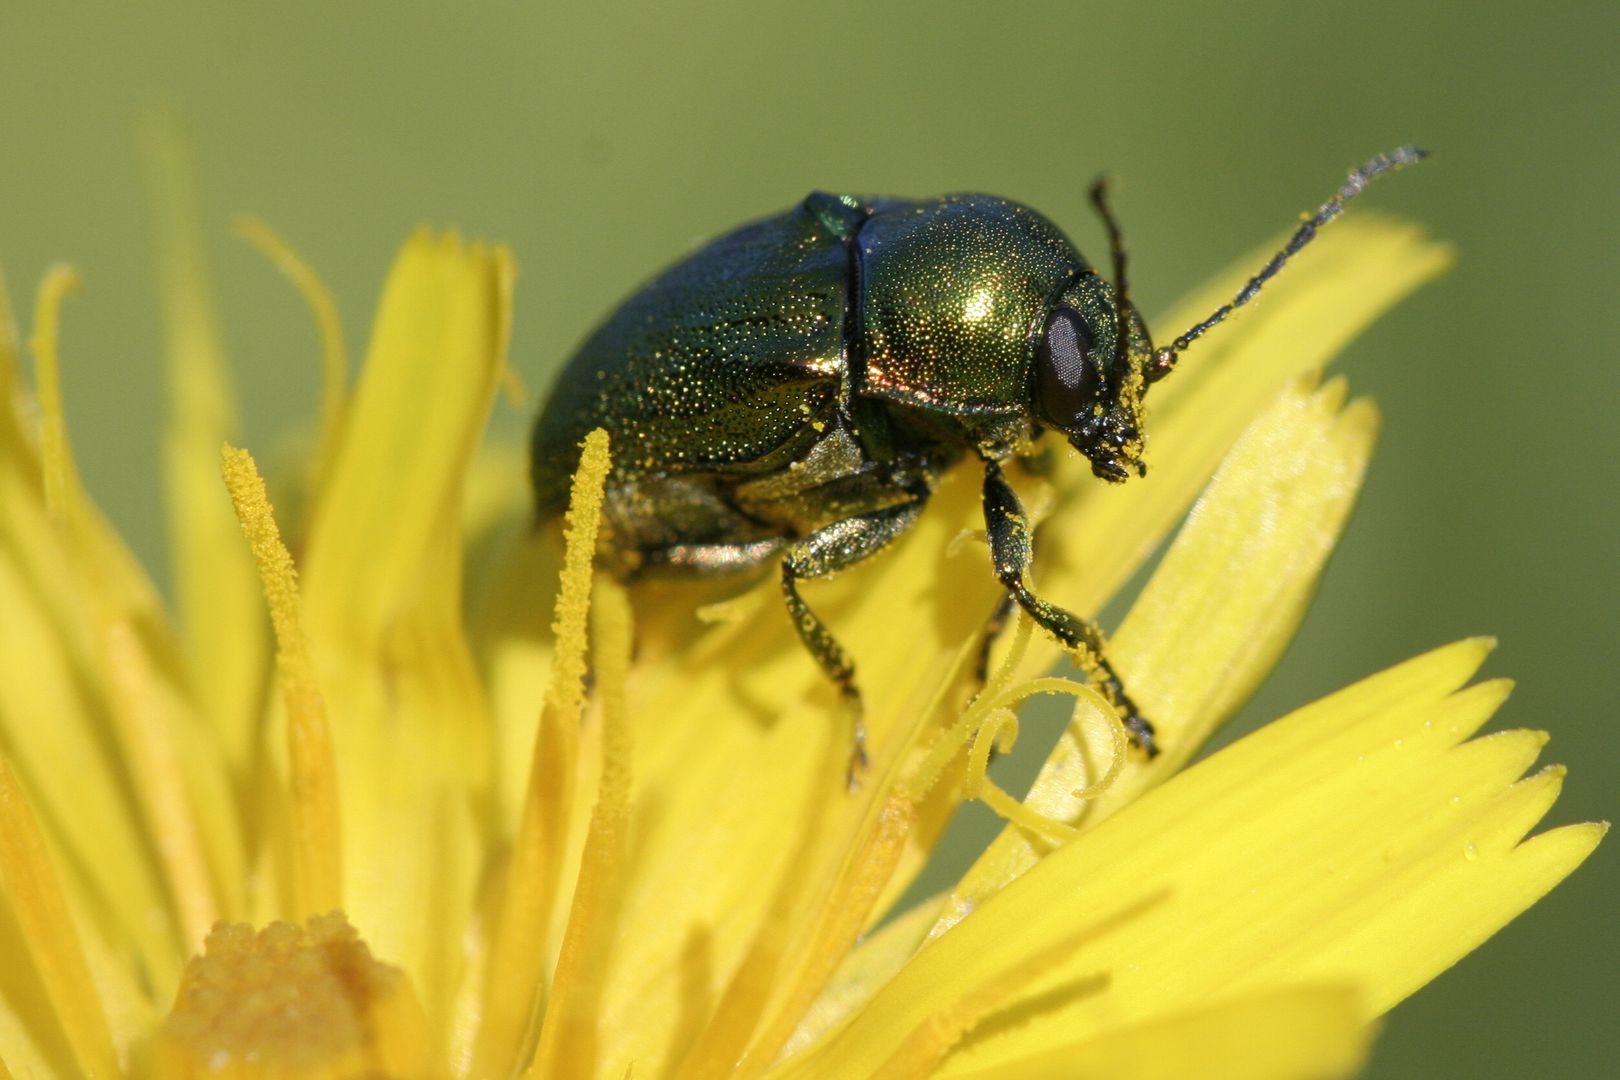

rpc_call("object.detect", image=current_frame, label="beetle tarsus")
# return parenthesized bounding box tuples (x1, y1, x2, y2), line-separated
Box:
(845, 704, 870, 791)
(1094, 661, 1160, 757)
(1125, 712, 1160, 756)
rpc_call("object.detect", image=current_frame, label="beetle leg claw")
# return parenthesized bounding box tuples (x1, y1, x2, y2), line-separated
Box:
(1093, 662, 1160, 758)
(845, 704, 870, 791)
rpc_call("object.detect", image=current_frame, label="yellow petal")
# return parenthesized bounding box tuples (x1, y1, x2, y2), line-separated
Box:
(0, 754, 120, 1078)
(141, 115, 268, 776)
(297, 229, 513, 1033)
(0, 401, 181, 988)
(10, 264, 244, 973)
(804, 641, 1600, 1076)
(1111, 377, 1379, 764)
(943, 984, 1372, 1080)
(0, 277, 152, 948)
(0, 901, 156, 1078)
(783, 892, 947, 1060)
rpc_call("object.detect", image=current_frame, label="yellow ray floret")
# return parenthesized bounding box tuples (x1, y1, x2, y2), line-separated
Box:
(28, 264, 236, 956)
(0, 755, 120, 1079)
(294, 229, 514, 1034)
(940, 984, 1373, 1080)
(792, 641, 1601, 1076)
(0, 268, 188, 1002)
(143, 116, 268, 778)
(934, 376, 1381, 937)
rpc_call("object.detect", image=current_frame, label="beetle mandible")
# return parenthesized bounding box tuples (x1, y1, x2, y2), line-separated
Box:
(531, 147, 1427, 776)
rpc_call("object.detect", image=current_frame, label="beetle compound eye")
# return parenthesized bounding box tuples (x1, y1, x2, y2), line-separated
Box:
(1036, 307, 1101, 427)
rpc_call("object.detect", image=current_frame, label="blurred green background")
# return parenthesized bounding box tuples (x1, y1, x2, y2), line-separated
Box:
(1, 2, 1612, 1075)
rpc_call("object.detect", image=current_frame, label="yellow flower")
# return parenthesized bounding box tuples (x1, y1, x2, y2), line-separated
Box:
(0, 140, 1603, 1079)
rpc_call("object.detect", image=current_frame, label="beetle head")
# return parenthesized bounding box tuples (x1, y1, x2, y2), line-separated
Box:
(1041, 144, 1428, 484)
(1035, 274, 1151, 483)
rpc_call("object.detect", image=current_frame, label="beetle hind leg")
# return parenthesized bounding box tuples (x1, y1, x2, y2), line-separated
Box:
(981, 460, 1160, 757)
(780, 501, 926, 785)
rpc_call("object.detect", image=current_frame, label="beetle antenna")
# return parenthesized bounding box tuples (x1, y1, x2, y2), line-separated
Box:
(1087, 175, 1137, 381)
(1147, 144, 1428, 383)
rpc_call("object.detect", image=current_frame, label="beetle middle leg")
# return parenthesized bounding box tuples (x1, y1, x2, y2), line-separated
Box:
(980, 459, 1160, 756)
(780, 500, 926, 784)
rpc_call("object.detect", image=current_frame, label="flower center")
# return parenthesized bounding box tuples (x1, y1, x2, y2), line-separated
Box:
(160, 912, 427, 1077)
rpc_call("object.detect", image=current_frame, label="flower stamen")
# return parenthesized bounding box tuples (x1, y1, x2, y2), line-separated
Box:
(529, 579, 637, 1080)
(971, 683, 1130, 838)
(965, 708, 1078, 845)
(475, 427, 611, 1078)
(221, 444, 342, 918)
(908, 611, 1034, 796)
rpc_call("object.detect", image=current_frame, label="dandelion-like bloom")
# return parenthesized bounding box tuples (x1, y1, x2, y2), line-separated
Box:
(0, 147, 1603, 1078)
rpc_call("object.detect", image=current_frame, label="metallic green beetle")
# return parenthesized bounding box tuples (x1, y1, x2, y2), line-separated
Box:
(532, 147, 1425, 773)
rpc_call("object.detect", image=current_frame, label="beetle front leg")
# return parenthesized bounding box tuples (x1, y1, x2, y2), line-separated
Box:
(980, 459, 1160, 756)
(781, 501, 925, 785)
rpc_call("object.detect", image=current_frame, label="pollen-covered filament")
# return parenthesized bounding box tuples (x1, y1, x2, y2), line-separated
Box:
(945, 611, 1130, 842)
(960, 681, 1129, 844)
